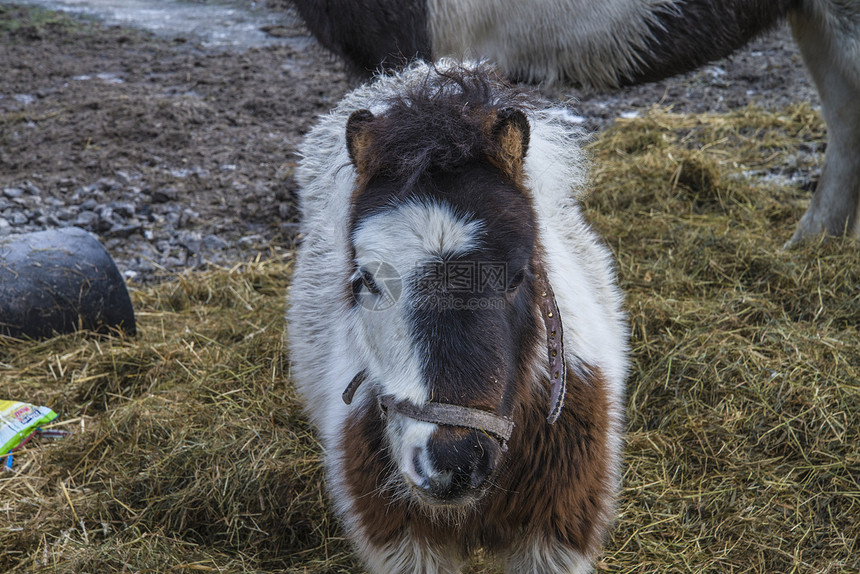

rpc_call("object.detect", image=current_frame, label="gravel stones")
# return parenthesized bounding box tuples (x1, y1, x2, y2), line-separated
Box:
(0, 3, 816, 284)
(1, 175, 240, 281)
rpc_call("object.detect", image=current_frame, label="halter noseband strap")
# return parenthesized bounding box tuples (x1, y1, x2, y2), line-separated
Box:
(378, 394, 515, 451)
(343, 372, 516, 450)
(340, 263, 568, 447)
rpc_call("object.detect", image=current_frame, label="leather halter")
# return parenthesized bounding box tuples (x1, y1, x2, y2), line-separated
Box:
(341, 264, 567, 447)
(378, 394, 515, 451)
(535, 267, 567, 424)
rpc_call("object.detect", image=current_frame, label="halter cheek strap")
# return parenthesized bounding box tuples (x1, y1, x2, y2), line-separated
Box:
(534, 267, 567, 424)
(342, 371, 366, 405)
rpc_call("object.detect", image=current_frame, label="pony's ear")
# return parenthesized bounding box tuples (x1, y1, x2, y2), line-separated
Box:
(346, 109, 375, 174)
(490, 108, 530, 180)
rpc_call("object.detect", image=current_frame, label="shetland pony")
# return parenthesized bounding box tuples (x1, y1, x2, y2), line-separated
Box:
(287, 61, 628, 573)
(292, 0, 860, 244)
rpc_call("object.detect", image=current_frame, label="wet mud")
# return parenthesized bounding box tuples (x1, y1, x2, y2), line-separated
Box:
(0, 2, 818, 281)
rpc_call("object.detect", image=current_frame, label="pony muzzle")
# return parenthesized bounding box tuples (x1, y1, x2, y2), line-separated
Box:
(376, 395, 510, 502)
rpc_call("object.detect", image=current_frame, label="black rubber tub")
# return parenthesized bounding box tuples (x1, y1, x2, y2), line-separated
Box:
(0, 227, 136, 339)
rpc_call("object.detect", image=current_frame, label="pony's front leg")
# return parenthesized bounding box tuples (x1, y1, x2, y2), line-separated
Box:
(788, 6, 860, 244)
(350, 529, 466, 574)
(502, 535, 595, 574)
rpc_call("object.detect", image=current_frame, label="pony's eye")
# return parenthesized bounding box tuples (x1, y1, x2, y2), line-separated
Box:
(508, 269, 526, 292)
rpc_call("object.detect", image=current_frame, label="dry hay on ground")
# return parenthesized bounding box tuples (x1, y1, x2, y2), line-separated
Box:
(1, 105, 857, 573)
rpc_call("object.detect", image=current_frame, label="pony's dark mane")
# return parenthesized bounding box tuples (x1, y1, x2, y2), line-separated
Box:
(358, 64, 533, 187)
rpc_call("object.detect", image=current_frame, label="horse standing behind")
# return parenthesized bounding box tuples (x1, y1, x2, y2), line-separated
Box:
(291, 0, 860, 245)
(287, 61, 628, 573)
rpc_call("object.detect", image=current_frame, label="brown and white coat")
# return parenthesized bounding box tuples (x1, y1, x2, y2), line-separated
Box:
(288, 61, 628, 573)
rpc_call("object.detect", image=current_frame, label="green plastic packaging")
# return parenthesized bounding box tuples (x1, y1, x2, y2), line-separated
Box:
(1, 400, 58, 455)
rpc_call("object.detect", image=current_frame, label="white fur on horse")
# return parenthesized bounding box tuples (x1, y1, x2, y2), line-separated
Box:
(288, 59, 628, 573)
(429, 0, 678, 85)
(292, 57, 626, 430)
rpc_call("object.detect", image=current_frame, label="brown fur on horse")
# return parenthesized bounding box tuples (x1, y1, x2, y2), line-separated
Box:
(340, 362, 614, 557)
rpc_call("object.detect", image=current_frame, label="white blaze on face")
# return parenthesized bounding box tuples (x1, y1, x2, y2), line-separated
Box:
(351, 199, 484, 486)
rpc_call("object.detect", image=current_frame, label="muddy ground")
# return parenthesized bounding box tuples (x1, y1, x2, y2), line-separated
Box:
(0, 2, 819, 282)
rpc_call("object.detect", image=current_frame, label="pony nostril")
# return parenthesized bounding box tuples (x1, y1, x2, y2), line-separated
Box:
(469, 446, 497, 489)
(405, 446, 430, 490)
(423, 436, 500, 499)
(470, 461, 491, 489)
(428, 469, 454, 493)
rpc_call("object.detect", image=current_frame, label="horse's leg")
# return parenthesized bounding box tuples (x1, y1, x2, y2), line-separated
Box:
(787, 4, 860, 244)
(502, 535, 593, 574)
(351, 532, 465, 574)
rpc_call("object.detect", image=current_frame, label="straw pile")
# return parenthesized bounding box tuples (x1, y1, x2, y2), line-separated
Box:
(2, 105, 857, 573)
(585, 105, 858, 573)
